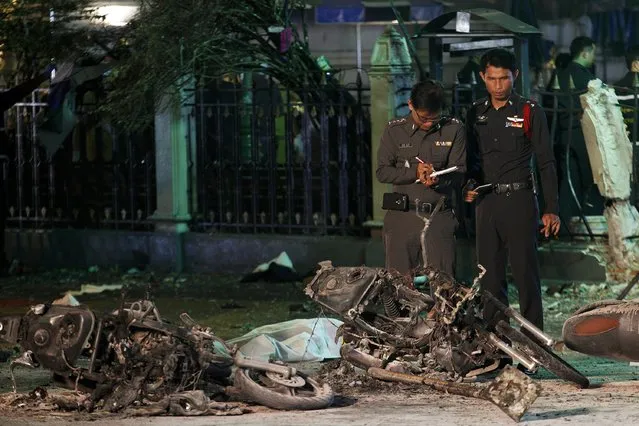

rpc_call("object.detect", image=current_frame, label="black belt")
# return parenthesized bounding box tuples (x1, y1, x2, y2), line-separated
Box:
(492, 180, 532, 195)
(409, 200, 450, 214)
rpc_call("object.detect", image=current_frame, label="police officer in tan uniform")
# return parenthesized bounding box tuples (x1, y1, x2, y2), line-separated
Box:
(376, 80, 467, 276)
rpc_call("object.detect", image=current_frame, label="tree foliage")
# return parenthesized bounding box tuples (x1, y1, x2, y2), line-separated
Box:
(103, 0, 327, 131)
(0, 0, 102, 82)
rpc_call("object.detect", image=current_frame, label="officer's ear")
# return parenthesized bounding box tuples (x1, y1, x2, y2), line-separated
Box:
(513, 69, 520, 81)
(479, 72, 486, 83)
(408, 99, 414, 112)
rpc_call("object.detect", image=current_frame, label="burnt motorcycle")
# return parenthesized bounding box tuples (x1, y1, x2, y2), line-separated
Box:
(305, 260, 589, 389)
(0, 298, 333, 412)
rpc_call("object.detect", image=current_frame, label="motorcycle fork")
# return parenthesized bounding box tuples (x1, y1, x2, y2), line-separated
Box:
(234, 354, 297, 379)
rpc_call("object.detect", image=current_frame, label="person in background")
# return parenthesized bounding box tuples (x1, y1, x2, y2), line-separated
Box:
(556, 36, 602, 218)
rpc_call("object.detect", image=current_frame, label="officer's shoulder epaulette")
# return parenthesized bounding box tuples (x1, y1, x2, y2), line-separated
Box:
(472, 97, 489, 107)
(522, 98, 539, 109)
(387, 117, 407, 127)
(443, 117, 462, 126)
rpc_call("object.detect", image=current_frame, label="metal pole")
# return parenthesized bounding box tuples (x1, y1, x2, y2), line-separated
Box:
(356, 23, 362, 73)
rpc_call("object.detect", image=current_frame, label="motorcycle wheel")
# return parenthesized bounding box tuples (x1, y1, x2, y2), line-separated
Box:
(234, 368, 334, 410)
(496, 321, 590, 389)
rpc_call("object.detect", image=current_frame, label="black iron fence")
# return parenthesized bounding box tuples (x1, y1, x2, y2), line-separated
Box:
(188, 74, 372, 235)
(1, 88, 156, 230)
(2, 77, 637, 239)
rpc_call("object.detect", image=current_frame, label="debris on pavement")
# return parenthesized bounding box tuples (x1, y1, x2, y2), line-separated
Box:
(240, 252, 301, 283)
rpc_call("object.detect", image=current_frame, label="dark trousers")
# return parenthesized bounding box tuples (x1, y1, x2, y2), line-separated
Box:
(382, 209, 458, 276)
(476, 190, 543, 331)
(557, 128, 604, 217)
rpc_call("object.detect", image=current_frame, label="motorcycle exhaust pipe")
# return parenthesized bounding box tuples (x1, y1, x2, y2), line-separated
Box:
(483, 290, 555, 348)
(487, 333, 537, 372)
(340, 344, 384, 370)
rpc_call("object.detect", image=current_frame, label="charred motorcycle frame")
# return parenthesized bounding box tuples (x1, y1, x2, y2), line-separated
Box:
(0, 299, 333, 413)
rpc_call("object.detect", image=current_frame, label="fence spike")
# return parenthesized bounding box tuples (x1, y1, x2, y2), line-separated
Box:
(104, 207, 112, 220)
(56, 208, 63, 220)
(25, 206, 31, 218)
(330, 213, 337, 226)
(348, 213, 356, 226)
(136, 209, 143, 220)
(277, 212, 285, 224)
(121, 209, 127, 220)
(295, 212, 302, 225)
(73, 209, 80, 219)
(260, 211, 266, 224)
(225, 211, 233, 223)
(242, 211, 249, 223)
(209, 210, 215, 223)
(9, 206, 14, 217)
(41, 207, 46, 218)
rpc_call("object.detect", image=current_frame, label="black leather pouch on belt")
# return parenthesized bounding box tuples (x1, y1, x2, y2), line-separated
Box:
(382, 192, 409, 212)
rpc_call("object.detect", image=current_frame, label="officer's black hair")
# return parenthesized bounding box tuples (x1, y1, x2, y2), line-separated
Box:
(409, 80, 445, 112)
(625, 45, 639, 70)
(479, 49, 518, 74)
(569, 36, 595, 60)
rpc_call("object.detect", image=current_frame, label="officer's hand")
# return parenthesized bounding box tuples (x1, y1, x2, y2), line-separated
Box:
(418, 163, 438, 187)
(541, 213, 561, 237)
(464, 190, 478, 203)
(416, 163, 429, 180)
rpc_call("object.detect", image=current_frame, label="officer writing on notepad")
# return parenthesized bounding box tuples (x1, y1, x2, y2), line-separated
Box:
(377, 80, 467, 276)
(465, 48, 560, 332)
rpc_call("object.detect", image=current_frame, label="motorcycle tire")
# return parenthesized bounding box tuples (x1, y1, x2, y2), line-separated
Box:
(496, 321, 590, 389)
(234, 368, 334, 410)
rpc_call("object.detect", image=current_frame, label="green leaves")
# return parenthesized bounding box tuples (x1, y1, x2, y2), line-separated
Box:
(101, 0, 322, 131)
(0, 0, 100, 80)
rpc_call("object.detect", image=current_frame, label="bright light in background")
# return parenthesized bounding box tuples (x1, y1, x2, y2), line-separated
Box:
(96, 5, 138, 26)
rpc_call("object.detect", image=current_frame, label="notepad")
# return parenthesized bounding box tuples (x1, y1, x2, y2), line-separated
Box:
(429, 166, 459, 177)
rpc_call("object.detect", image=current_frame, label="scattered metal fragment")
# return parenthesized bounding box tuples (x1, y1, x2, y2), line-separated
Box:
(368, 365, 541, 422)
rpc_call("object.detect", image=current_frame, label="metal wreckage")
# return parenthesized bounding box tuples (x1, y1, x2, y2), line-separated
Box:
(0, 263, 593, 423)
(0, 196, 599, 422)
(305, 260, 589, 422)
(0, 299, 334, 416)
